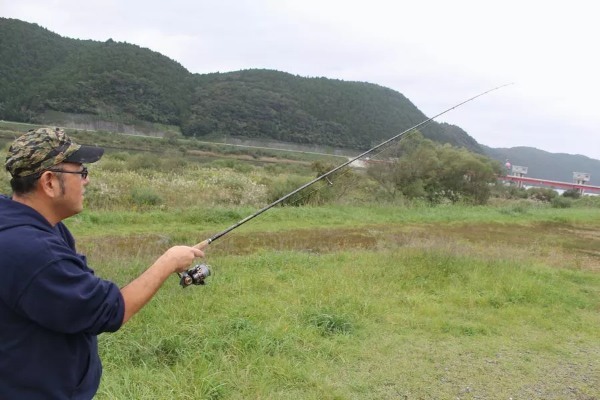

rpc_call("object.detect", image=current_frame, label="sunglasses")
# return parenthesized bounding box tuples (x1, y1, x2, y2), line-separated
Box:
(46, 166, 89, 180)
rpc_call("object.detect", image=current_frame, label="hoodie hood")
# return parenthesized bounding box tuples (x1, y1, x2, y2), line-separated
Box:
(0, 194, 54, 234)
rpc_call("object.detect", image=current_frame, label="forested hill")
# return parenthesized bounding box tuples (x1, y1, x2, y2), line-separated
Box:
(0, 18, 192, 125)
(0, 18, 481, 152)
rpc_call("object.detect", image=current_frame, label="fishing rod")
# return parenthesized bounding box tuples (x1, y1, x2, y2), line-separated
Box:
(179, 83, 513, 287)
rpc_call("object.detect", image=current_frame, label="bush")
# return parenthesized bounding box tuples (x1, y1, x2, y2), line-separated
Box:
(130, 187, 163, 206)
(498, 202, 531, 215)
(266, 175, 316, 206)
(573, 195, 600, 208)
(551, 197, 572, 208)
(507, 186, 529, 199)
(527, 187, 558, 202)
(127, 154, 159, 171)
(562, 189, 581, 199)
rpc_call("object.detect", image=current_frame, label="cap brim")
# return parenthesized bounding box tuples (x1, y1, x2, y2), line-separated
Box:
(64, 145, 104, 164)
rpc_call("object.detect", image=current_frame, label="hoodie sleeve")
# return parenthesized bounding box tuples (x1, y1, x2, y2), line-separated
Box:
(15, 257, 125, 335)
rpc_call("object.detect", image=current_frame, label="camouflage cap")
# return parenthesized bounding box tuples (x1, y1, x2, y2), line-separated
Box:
(5, 127, 104, 177)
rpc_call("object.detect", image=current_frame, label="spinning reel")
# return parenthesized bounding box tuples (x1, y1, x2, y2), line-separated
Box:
(179, 263, 211, 288)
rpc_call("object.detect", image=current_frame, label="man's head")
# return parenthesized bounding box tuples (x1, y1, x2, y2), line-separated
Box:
(5, 127, 104, 194)
(5, 127, 104, 178)
(5, 128, 104, 223)
(5, 127, 104, 223)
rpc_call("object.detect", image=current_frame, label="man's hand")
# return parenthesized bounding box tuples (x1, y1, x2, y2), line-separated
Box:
(159, 246, 204, 274)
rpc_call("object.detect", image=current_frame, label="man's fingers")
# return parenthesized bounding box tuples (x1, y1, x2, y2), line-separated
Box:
(192, 248, 204, 258)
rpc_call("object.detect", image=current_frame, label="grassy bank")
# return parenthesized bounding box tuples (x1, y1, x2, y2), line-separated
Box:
(70, 204, 600, 399)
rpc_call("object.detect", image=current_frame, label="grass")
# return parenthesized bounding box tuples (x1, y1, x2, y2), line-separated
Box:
(92, 246, 599, 399)
(73, 204, 600, 399)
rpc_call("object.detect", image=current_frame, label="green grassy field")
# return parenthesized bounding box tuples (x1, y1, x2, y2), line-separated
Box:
(67, 204, 599, 400)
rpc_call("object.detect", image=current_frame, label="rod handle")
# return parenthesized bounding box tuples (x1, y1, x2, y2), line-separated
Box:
(193, 239, 210, 250)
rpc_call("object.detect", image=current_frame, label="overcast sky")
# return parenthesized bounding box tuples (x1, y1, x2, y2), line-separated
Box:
(3, 0, 599, 160)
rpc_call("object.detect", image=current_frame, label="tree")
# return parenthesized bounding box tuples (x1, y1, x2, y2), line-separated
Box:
(367, 133, 499, 204)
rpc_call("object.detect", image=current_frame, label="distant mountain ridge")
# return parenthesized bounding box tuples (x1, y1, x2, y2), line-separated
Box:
(1, 17, 598, 184)
(483, 146, 600, 186)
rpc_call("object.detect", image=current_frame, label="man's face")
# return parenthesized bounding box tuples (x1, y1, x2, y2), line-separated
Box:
(51, 162, 89, 218)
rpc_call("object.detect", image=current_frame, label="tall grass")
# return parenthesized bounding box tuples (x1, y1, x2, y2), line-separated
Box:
(93, 246, 599, 399)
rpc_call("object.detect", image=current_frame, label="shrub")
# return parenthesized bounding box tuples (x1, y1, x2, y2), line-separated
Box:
(498, 201, 531, 215)
(527, 187, 558, 202)
(266, 175, 317, 206)
(130, 187, 163, 206)
(507, 186, 529, 199)
(127, 154, 159, 171)
(551, 197, 572, 208)
(574, 195, 600, 207)
(562, 189, 581, 199)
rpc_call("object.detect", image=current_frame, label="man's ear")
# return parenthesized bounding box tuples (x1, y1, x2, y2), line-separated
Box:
(38, 171, 58, 198)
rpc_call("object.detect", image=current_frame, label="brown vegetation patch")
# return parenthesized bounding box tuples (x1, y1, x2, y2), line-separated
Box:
(210, 227, 379, 255)
(421, 221, 600, 272)
(79, 221, 600, 272)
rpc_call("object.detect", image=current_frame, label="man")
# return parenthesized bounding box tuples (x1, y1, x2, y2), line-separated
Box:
(0, 127, 204, 399)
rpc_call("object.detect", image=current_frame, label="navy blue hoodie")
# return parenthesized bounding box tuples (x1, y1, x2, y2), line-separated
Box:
(0, 195, 125, 399)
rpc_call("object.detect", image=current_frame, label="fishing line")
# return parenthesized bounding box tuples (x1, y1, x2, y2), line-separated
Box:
(179, 83, 513, 287)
